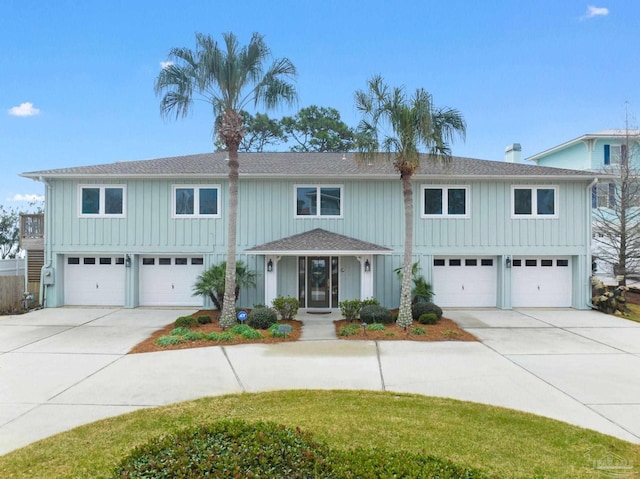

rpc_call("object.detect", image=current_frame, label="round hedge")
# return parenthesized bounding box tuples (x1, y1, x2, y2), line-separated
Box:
(111, 420, 332, 479)
(411, 302, 443, 321)
(360, 304, 393, 324)
(246, 306, 278, 329)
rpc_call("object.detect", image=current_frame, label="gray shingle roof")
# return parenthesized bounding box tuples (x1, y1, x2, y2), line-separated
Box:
(246, 228, 392, 254)
(22, 152, 600, 180)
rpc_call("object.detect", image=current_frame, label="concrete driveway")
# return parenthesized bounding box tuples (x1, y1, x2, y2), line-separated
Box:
(0, 307, 639, 456)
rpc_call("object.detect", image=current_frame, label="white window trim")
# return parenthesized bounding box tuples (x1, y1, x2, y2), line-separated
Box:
(420, 185, 470, 218)
(172, 185, 221, 218)
(511, 185, 558, 218)
(294, 184, 344, 218)
(78, 184, 126, 218)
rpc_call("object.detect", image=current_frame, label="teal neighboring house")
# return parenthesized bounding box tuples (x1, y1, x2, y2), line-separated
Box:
(22, 150, 600, 311)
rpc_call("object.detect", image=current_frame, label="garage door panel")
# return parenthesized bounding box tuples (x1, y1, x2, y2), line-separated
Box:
(64, 256, 125, 306)
(433, 257, 497, 307)
(139, 257, 204, 307)
(512, 257, 571, 307)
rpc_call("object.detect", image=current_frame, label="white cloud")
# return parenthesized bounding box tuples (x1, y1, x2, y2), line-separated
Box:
(8, 102, 40, 117)
(582, 5, 609, 19)
(160, 61, 173, 69)
(10, 193, 44, 202)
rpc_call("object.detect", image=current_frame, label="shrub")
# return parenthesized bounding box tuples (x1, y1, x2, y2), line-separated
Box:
(170, 327, 191, 336)
(197, 315, 212, 325)
(155, 335, 184, 347)
(338, 299, 361, 321)
(412, 276, 434, 303)
(411, 302, 443, 321)
(338, 324, 360, 337)
(206, 331, 235, 342)
(174, 316, 197, 328)
(246, 307, 278, 329)
(360, 304, 393, 324)
(183, 331, 206, 341)
(411, 327, 427, 335)
(111, 420, 333, 479)
(360, 297, 380, 307)
(230, 324, 264, 340)
(418, 312, 439, 325)
(366, 323, 385, 332)
(272, 296, 299, 320)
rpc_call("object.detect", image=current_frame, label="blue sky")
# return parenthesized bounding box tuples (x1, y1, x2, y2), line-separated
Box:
(2, 0, 639, 208)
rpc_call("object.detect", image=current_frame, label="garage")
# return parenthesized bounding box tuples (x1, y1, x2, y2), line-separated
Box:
(432, 257, 497, 307)
(512, 257, 572, 307)
(64, 255, 125, 306)
(139, 256, 205, 307)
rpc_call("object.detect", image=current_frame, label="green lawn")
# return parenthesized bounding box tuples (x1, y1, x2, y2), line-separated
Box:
(0, 391, 638, 479)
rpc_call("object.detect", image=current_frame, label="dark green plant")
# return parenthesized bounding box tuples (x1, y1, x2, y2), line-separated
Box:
(111, 420, 332, 478)
(174, 316, 197, 328)
(205, 331, 235, 342)
(412, 302, 443, 321)
(411, 327, 427, 335)
(394, 262, 434, 303)
(272, 296, 299, 320)
(418, 312, 439, 325)
(170, 327, 191, 336)
(192, 260, 257, 311)
(247, 307, 278, 330)
(183, 331, 206, 341)
(338, 299, 361, 321)
(155, 335, 184, 347)
(360, 304, 393, 324)
(197, 315, 212, 325)
(338, 324, 360, 337)
(230, 324, 264, 340)
(366, 323, 385, 331)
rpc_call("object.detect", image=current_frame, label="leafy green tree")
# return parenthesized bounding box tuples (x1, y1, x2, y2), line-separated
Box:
(155, 32, 297, 328)
(355, 75, 465, 329)
(215, 111, 286, 152)
(281, 105, 355, 152)
(192, 261, 257, 311)
(0, 206, 20, 259)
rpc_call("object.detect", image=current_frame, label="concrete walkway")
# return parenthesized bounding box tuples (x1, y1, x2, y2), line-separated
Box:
(1, 307, 639, 456)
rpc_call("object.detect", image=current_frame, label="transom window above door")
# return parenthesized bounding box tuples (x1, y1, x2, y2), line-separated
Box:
(295, 185, 342, 217)
(173, 185, 220, 218)
(421, 186, 469, 217)
(512, 186, 557, 218)
(79, 185, 126, 217)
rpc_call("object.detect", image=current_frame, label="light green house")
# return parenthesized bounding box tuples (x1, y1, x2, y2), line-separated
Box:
(22, 151, 601, 310)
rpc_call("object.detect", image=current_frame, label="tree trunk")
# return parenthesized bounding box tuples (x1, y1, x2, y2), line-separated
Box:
(397, 173, 414, 329)
(219, 147, 239, 329)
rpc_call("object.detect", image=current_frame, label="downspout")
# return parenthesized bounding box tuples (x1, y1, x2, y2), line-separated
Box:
(586, 177, 598, 309)
(39, 176, 52, 308)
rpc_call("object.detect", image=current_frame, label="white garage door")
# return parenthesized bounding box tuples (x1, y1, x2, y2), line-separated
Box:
(432, 257, 497, 307)
(512, 257, 572, 307)
(139, 256, 205, 307)
(64, 255, 125, 306)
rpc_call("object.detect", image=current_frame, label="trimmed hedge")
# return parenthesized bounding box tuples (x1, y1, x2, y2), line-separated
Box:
(246, 306, 278, 329)
(174, 316, 197, 328)
(360, 304, 393, 324)
(412, 302, 443, 321)
(418, 312, 439, 325)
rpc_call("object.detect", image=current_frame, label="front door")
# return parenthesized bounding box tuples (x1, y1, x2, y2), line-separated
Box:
(307, 257, 330, 308)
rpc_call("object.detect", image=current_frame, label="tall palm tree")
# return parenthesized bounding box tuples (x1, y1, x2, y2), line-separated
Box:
(155, 32, 297, 328)
(355, 75, 466, 329)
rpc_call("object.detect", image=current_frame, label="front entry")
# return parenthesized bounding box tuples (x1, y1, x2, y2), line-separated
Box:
(298, 256, 339, 308)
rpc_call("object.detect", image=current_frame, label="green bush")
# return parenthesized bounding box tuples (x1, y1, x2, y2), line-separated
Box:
(246, 307, 278, 329)
(183, 331, 206, 341)
(366, 323, 385, 331)
(271, 296, 300, 320)
(418, 312, 439, 325)
(174, 316, 197, 328)
(155, 335, 184, 347)
(411, 327, 427, 335)
(170, 327, 191, 336)
(196, 315, 212, 325)
(111, 420, 333, 479)
(338, 299, 362, 321)
(411, 302, 443, 321)
(360, 297, 380, 307)
(338, 324, 360, 337)
(205, 331, 235, 342)
(230, 324, 264, 340)
(360, 304, 393, 324)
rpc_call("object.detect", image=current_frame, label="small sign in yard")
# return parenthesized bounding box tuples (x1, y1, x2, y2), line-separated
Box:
(237, 311, 248, 322)
(278, 324, 293, 337)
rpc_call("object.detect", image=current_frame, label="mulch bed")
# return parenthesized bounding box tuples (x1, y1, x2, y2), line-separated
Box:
(334, 318, 478, 342)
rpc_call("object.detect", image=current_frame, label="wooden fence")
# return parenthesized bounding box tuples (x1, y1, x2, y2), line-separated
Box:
(0, 276, 24, 314)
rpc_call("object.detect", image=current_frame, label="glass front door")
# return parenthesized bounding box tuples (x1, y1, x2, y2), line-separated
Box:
(307, 257, 330, 308)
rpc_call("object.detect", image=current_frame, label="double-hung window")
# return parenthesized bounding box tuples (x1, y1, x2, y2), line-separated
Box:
(173, 185, 220, 218)
(604, 144, 627, 166)
(512, 186, 557, 217)
(421, 186, 469, 218)
(79, 185, 125, 217)
(295, 185, 342, 217)
(592, 182, 616, 208)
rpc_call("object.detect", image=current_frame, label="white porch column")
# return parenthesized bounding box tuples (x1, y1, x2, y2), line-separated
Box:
(360, 254, 374, 300)
(264, 255, 279, 306)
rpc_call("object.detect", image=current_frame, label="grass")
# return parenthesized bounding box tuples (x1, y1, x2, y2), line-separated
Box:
(0, 390, 638, 479)
(623, 303, 640, 323)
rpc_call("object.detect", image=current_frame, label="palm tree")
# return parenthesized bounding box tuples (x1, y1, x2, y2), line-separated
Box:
(355, 75, 466, 329)
(155, 32, 297, 328)
(192, 261, 257, 311)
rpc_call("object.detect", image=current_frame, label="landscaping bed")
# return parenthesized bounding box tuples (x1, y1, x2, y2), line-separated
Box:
(334, 317, 477, 341)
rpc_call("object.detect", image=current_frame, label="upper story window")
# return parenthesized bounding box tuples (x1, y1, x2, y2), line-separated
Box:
(295, 185, 342, 217)
(173, 185, 220, 218)
(604, 144, 627, 166)
(421, 186, 469, 218)
(79, 185, 125, 217)
(592, 182, 616, 208)
(512, 186, 557, 218)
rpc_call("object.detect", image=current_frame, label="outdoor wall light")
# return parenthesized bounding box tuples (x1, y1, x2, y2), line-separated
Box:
(505, 256, 512, 269)
(267, 259, 273, 272)
(364, 259, 371, 272)
(125, 254, 132, 268)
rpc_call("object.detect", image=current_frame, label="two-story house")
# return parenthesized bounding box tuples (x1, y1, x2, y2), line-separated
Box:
(21, 151, 600, 311)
